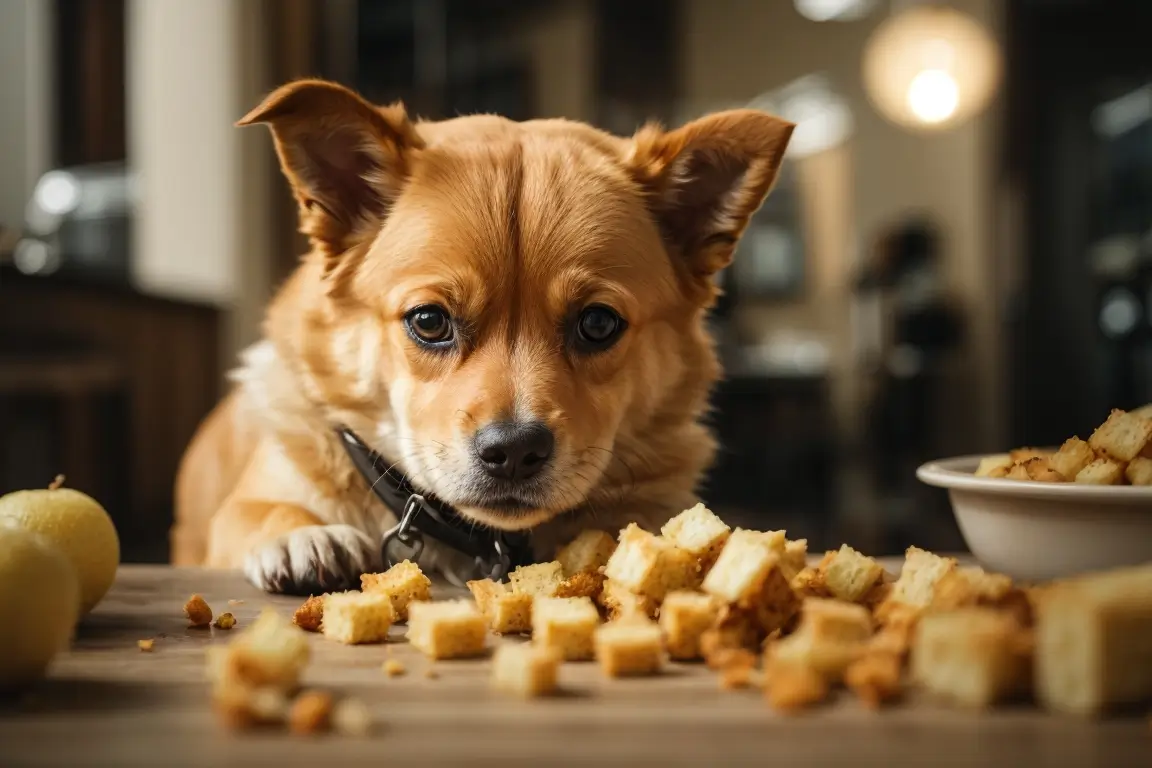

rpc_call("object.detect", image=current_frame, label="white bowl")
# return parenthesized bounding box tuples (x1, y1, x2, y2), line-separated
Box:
(917, 455, 1152, 581)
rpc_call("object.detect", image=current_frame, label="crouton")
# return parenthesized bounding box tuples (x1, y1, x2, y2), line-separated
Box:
(791, 566, 832, 599)
(1006, 456, 1066, 483)
(492, 644, 561, 697)
(293, 595, 325, 632)
(1125, 456, 1152, 486)
(700, 605, 764, 664)
(331, 698, 372, 736)
(288, 690, 333, 735)
(1009, 446, 1051, 463)
(1089, 409, 1152, 462)
(1048, 437, 1095, 480)
(556, 529, 617, 576)
(1034, 563, 1152, 715)
(845, 651, 903, 709)
(507, 561, 565, 597)
(659, 590, 720, 660)
(701, 529, 786, 605)
(360, 560, 432, 621)
(532, 596, 600, 661)
(208, 609, 311, 691)
(930, 566, 1032, 626)
(879, 547, 957, 616)
(975, 454, 1014, 477)
(911, 608, 1032, 708)
(184, 594, 213, 628)
(603, 524, 699, 600)
(595, 617, 665, 677)
(321, 591, 395, 644)
(467, 579, 534, 635)
(1074, 457, 1126, 486)
(406, 600, 488, 659)
(555, 570, 606, 601)
(824, 545, 885, 603)
(764, 662, 830, 712)
(766, 599, 873, 679)
(660, 503, 732, 570)
(596, 578, 659, 621)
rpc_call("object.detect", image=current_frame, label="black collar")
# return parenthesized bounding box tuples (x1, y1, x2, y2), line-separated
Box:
(335, 426, 532, 581)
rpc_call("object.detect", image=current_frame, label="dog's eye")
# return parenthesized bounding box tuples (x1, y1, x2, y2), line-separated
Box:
(405, 305, 454, 345)
(576, 305, 625, 350)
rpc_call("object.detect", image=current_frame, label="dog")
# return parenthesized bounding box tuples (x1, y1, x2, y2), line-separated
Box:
(171, 79, 793, 595)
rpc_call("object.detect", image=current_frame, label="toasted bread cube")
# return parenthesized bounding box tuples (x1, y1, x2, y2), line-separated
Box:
(911, 608, 1031, 708)
(1089, 409, 1152, 462)
(791, 566, 832, 599)
(1006, 456, 1066, 483)
(845, 651, 903, 709)
(1049, 437, 1095, 480)
(768, 632, 863, 680)
(701, 529, 783, 604)
(931, 566, 1032, 625)
(492, 643, 561, 697)
(556, 529, 617, 576)
(407, 600, 488, 659)
(321, 591, 395, 645)
(746, 562, 802, 634)
(781, 539, 808, 580)
(532, 596, 600, 661)
(1074, 457, 1125, 486)
(360, 560, 432, 621)
(659, 590, 720, 660)
(595, 617, 665, 677)
(1035, 563, 1152, 715)
(881, 547, 957, 614)
(508, 561, 564, 597)
(596, 578, 658, 621)
(184, 594, 213, 627)
(660, 503, 731, 569)
(603, 524, 700, 600)
(797, 598, 873, 644)
(331, 698, 372, 737)
(209, 609, 311, 692)
(288, 690, 334, 735)
(824, 545, 885, 603)
(1125, 456, 1152, 486)
(555, 571, 606, 601)
(467, 579, 535, 635)
(764, 662, 830, 712)
(1010, 446, 1051, 462)
(975, 454, 1014, 478)
(293, 595, 325, 632)
(701, 605, 764, 662)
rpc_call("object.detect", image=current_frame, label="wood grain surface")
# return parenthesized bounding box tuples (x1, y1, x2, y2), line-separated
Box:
(0, 565, 1147, 767)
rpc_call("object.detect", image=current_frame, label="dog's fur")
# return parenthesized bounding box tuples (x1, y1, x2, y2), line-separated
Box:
(171, 79, 793, 594)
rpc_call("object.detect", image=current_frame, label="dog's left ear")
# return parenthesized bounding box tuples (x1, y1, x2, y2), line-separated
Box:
(628, 110, 794, 281)
(238, 79, 424, 260)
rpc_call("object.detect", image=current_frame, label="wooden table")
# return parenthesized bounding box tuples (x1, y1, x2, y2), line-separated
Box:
(0, 566, 1147, 767)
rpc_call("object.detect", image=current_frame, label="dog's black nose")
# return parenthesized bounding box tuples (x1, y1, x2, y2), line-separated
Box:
(474, 421, 554, 481)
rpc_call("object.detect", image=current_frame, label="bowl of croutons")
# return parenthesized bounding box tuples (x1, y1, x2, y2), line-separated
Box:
(918, 408, 1152, 582)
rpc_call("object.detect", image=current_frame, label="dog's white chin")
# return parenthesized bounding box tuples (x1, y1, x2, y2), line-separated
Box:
(454, 505, 559, 531)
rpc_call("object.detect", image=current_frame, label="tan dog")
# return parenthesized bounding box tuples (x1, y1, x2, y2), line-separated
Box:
(172, 79, 793, 594)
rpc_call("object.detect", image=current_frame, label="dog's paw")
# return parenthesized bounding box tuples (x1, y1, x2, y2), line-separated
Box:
(244, 524, 382, 595)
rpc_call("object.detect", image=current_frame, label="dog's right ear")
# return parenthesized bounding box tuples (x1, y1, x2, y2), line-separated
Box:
(238, 79, 423, 254)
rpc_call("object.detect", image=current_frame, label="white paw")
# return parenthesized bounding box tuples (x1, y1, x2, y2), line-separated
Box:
(244, 524, 382, 595)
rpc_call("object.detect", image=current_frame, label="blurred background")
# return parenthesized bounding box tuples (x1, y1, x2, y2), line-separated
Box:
(1, 0, 1149, 563)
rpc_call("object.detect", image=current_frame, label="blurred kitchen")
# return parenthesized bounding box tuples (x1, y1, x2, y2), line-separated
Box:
(1, 0, 1149, 563)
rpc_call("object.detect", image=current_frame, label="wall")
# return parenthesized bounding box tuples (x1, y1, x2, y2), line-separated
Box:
(681, 0, 1004, 455)
(0, 0, 53, 237)
(127, 0, 274, 373)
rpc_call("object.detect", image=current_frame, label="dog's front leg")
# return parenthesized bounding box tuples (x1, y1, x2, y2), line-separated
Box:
(206, 499, 382, 595)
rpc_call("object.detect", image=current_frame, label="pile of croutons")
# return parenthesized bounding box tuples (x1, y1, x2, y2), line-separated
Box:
(978, 408, 1152, 485)
(204, 501, 1152, 730)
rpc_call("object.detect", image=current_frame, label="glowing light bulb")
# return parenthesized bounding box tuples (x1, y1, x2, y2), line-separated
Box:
(907, 69, 959, 124)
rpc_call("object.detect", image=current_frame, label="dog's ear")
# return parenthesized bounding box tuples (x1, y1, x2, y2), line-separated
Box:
(238, 79, 423, 257)
(628, 110, 794, 282)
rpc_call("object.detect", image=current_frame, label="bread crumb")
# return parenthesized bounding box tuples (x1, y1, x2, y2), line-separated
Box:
(184, 594, 213, 627)
(383, 659, 406, 677)
(424, 666, 439, 680)
(213, 612, 237, 630)
(137, 639, 154, 652)
(331, 698, 372, 736)
(228, 599, 245, 607)
(288, 690, 334, 735)
(765, 663, 829, 712)
(293, 595, 325, 632)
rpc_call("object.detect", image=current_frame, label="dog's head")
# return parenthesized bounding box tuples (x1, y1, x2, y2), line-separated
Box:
(241, 80, 792, 531)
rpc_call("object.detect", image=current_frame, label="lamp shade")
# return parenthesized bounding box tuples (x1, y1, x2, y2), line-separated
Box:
(862, 4, 1001, 131)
